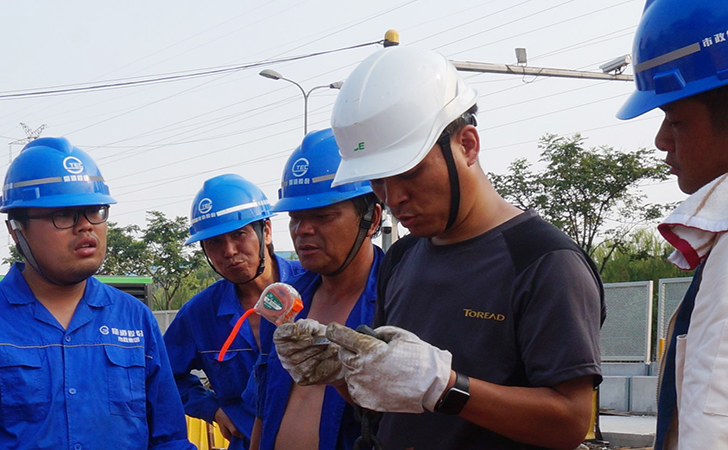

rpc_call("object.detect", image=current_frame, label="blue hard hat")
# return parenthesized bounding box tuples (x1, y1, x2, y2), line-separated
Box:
(186, 174, 274, 245)
(272, 128, 372, 212)
(0, 137, 116, 212)
(618, 0, 728, 119)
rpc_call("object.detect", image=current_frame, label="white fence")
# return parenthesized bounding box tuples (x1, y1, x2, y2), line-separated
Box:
(601, 281, 653, 363)
(153, 310, 178, 334)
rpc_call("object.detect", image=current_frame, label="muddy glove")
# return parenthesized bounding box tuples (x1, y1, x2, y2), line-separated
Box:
(273, 318, 345, 386)
(326, 323, 452, 413)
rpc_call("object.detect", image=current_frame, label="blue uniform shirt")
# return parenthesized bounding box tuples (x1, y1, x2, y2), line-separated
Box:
(164, 256, 304, 449)
(256, 246, 383, 450)
(0, 263, 194, 450)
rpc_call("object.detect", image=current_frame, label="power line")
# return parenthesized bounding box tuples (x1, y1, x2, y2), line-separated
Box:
(0, 40, 383, 101)
(443, 0, 632, 57)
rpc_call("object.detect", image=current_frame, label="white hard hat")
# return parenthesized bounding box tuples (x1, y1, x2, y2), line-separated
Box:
(331, 46, 478, 187)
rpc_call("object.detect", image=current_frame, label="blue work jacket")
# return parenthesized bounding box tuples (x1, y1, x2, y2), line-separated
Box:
(0, 263, 194, 450)
(164, 255, 303, 449)
(256, 246, 383, 450)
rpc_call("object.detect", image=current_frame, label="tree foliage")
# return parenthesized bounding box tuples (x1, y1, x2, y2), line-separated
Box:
(143, 211, 207, 310)
(596, 227, 691, 284)
(101, 222, 148, 276)
(2, 244, 22, 267)
(489, 133, 673, 272)
(100, 211, 209, 310)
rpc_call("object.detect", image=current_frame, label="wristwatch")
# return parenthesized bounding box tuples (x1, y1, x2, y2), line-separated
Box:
(434, 371, 470, 414)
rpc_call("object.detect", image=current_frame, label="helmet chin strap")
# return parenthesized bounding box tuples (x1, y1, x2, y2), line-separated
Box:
(249, 220, 267, 281)
(435, 113, 477, 232)
(9, 220, 74, 287)
(436, 132, 460, 231)
(202, 220, 267, 285)
(326, 202, 375, 277)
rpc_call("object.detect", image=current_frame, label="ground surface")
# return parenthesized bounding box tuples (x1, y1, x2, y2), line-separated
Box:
(578, 444, 650, 450)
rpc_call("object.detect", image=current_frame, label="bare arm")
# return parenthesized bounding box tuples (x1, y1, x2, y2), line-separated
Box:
(214, 408, 242, 440)
(334, 382, 354, 404)
(459, 373, 594, 449)
(249, 417, 262, 450)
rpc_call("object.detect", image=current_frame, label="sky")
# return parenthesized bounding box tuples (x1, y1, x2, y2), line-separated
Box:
(0, 0, 682, 273)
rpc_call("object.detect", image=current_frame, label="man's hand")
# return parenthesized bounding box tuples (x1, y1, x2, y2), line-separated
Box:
(326, 323, 452, 413)
(214, 408, 242, 440)
(274, 318, 345, 386)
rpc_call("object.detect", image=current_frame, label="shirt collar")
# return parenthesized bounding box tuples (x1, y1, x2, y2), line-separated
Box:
(217, 279, 243, 317)
(0, 263, 36, 305)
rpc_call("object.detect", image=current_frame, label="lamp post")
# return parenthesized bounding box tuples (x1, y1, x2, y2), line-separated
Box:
(259, 69, 343, 134)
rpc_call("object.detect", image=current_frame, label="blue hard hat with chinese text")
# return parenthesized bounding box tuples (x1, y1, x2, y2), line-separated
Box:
(0, 137, 116, 211)
(618, 0, 728, 119)
(186, 174, 273, 245)
(272, 128, 372, 212)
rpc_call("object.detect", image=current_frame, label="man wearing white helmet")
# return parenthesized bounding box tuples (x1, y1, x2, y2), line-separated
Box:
(0, 137, 194, 449)
(278, 47, 606, 449)
(618, 0, 728, 448)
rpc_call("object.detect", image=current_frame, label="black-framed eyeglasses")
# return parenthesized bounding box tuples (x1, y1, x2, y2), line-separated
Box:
(23, 205, 110, 229)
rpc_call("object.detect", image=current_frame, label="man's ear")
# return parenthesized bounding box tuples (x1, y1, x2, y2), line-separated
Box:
(263, 219, 273, 246)
(367, 203, 383, 238)
(457, 125, 480, 167)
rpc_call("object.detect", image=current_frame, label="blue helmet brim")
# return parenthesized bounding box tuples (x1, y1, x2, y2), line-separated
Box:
(271, 189, 372, 213)
(185, 215, 274, 245)
(617, 74, 728, 119)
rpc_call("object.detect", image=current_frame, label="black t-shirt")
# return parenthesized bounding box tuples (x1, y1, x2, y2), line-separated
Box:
(374, 210, 606, 450)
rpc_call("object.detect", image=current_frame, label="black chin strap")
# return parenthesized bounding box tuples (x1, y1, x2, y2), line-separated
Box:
(436, 132, 461, 231)
(435, 113, 477, 231)
(202, 220, 267, 285)
(9, 220, 71, 286)
(326, 202, 375, 277)
(250, 220, 267, 280)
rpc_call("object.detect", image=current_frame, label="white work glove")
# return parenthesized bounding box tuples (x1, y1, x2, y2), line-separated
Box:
(326, 322, 452, 413)
(273, 318, 345, 386)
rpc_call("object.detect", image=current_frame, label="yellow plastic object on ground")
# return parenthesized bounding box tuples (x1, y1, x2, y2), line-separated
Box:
(186, 415, 230, 450)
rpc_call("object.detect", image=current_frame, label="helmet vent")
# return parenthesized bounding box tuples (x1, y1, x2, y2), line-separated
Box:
(654, 70, 686, 94)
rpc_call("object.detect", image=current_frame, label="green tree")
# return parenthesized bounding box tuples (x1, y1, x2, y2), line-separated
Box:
(596, 227, 691, 284)
(2, 243, 22, 267)
(143, 211, 206, 311)
(489, 133, 672, 272)
(101, 222, 149, 275)
(170, 262, 220, 308)
(97, 211, 207, 310)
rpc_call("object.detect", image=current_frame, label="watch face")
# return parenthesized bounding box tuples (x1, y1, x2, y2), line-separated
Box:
(435, 372, 470, 414)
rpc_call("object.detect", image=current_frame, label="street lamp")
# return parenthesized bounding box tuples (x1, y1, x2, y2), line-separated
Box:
(259, 69, 343, 134)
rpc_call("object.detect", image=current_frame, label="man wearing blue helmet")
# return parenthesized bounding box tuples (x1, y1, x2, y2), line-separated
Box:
(619, 0, 728, 448)
(0, 137, 194, 449)
(164, 174, 304, 450)
(249, 128, 384, 450)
